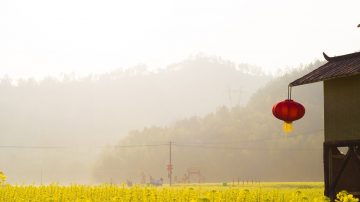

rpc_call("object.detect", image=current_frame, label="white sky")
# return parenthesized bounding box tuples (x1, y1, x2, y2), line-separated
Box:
(0, 0, 360, 79)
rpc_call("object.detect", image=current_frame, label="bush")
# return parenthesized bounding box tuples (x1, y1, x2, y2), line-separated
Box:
(336, 191, 359, 202)
(0, 171, 6, 185)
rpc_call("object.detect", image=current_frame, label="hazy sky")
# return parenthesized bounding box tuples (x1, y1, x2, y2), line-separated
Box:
(1, 0, 359, 78)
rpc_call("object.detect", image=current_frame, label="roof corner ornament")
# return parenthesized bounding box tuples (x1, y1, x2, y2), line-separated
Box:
(323, 52, 331, 62)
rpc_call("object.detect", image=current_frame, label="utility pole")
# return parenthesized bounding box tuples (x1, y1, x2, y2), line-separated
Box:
(167, 141, 173, 186)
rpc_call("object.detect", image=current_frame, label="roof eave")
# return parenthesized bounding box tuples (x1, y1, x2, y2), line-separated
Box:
(289, 51, 360, 87)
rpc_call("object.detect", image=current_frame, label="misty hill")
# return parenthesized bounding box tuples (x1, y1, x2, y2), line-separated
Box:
(94, 60, 325, 183)
(0, 56, 270, 183)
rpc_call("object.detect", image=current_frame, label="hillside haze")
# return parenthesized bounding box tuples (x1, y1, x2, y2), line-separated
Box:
(95, 60, 325, 183)
(0, 56, 270, 184)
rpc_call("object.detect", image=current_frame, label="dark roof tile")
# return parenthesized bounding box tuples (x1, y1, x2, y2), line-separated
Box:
(290, 51, 360, 86)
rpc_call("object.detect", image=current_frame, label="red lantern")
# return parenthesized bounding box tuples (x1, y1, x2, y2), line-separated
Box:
(272, 99, 305, 133)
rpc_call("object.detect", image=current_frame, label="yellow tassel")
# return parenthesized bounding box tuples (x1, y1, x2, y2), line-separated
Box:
(283, 122, 293, 133)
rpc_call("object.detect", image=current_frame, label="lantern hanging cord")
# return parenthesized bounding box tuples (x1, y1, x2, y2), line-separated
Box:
(288, 85, 292, 100)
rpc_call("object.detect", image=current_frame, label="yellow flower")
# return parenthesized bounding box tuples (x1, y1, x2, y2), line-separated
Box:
(0, 171, 6, 185)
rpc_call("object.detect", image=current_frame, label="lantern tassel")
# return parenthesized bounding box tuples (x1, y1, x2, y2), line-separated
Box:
(283, 122, 293, 133)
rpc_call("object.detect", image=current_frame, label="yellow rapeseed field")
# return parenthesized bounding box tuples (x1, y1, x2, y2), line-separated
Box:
(0, 181, 358, 202)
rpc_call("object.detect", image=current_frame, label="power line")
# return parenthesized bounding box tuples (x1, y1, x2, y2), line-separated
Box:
(173, 143, 321, 151)
(174, 128, 324, 145)
(0, 143, 168, 150)
(0, 128, 324, 150)
(0, 145, 71, 149)
(111, 143, 168, 148)
(0, 143, 322, 152)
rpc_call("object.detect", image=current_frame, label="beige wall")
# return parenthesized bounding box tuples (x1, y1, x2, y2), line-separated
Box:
(324, 74, 360, 141)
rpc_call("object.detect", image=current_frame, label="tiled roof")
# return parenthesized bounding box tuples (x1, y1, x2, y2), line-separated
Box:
(290, 52, 360, 86)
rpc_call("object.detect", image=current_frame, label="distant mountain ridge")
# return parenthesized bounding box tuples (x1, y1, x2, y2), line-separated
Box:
(95, 60, 326, 183)
(0, 55, 270, 183)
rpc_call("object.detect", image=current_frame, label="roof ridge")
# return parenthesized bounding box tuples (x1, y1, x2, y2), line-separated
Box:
(324, 51, 360, 62)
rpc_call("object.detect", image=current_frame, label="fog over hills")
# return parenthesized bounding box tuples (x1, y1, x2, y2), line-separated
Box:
(95, 60, 325, 183)
(0, 56, 270, 183)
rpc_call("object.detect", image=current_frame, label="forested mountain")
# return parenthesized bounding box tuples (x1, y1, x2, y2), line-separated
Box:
(95, 60, 326, 183)
(0, 56, 270, 183)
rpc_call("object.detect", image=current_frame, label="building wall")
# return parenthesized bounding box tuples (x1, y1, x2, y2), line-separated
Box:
(324, 74, 360, 141)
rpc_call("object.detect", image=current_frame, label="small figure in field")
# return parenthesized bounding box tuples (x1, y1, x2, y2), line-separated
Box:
(150, 176, 163, 186)
(140, 172, 146, 184)
(126, 179, 133, 187)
